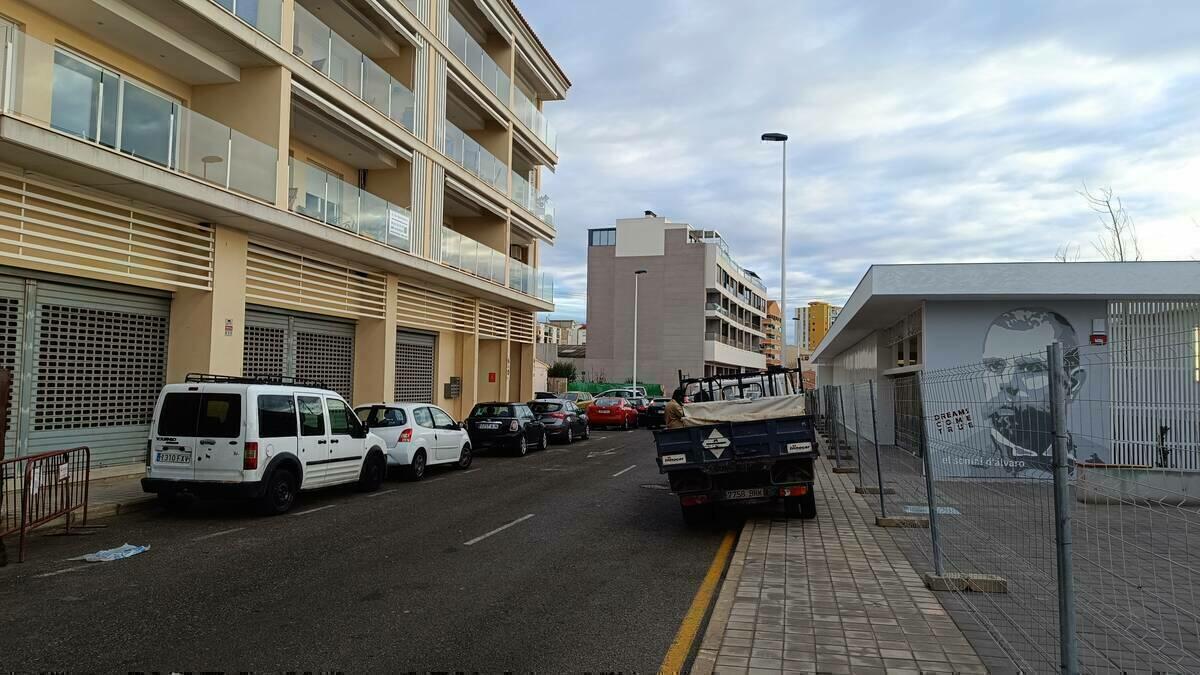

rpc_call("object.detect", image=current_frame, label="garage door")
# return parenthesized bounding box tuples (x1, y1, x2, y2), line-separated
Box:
(244, 308, 355, 401)
(27, 281, 170, 467)
(395, 329, 435, 403)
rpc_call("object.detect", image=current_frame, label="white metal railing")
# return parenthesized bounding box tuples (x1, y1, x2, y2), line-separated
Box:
(512, 85, 557, 152)
(446, 14, 509, 103)
(289, 157, 413, 251)
(510, 170, 555, 226)
(293, 4, 415, 131)
(1, 30, 278, 202)
(211, 0, 283, 43)
(439, 228, 506, 286)
(442, 119, 508, 191)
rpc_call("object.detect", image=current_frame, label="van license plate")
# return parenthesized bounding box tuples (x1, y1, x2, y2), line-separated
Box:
(156, 452, 190, 465)
(725, 488, 765, 500)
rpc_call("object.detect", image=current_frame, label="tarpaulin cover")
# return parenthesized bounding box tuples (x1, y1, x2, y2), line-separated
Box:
(679, 394, 806, 427)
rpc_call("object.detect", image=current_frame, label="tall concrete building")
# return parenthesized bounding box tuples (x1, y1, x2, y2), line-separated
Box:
(585, 214, 767, 390)
(797, 301, 842, 351)
(0, 0, 568, 470)
(762, 300, 782, 367)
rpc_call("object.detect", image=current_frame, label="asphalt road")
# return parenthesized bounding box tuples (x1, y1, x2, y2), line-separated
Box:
(0, 429, 731, 671)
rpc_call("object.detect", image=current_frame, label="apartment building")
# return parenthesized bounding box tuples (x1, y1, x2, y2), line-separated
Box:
(0, 0, 568, 469)
(536, 321, 560, 344)
(585, 214, 768, 390)
(762, 300, 782, 367)
(797, 301, 842, 351)
(548, 318, 583, 344)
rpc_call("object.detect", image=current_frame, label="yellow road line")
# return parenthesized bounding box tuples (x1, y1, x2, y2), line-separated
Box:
(660, 530, 737, 674)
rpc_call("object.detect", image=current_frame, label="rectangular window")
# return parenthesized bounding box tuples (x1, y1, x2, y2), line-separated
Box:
(326, 398, 354, 435)
(157, 393, 202, 436)
(197, 394, 242, 438)
(588, 229, 616, 246)
(258, 394, 297, 438)
(297, 396, 325, 436)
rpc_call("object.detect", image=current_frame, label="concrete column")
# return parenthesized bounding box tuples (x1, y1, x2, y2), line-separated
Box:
(353, 274, 399, 405)
(514, 341, 533, 401)
(279, 0, 296, 53)
(165, 225, 248, 381)
(498, 338, 512, 401)
(460, 329, 480, 412)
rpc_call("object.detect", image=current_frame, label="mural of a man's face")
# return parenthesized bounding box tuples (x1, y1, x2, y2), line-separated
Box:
(981, 309, 1086, 467)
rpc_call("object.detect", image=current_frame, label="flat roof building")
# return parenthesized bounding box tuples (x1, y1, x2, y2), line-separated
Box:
(585, 214, 768, 391)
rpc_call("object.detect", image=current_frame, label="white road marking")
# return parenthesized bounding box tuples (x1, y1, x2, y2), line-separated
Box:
(539, 467, 569, 472)
(365, 489, 397, 498)
(612, 464, 637, 477)
(587, 449, 617, 458)
(462, 468, 481, 474)
(192, 527, 245, 541)
(463, 513, 535, 546)
(291, 505, 336, 516)
(35, 564, 93, 578)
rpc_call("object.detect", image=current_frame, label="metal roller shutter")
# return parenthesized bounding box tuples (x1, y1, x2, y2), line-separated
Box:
(0, 276, 24, 456)
(27, 282, 170, 467)
(244, 308, 356, 401)
(395, 330, 435, 403)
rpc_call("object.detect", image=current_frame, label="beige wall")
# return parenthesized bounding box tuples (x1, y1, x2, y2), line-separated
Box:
(477, 338, 502, 401)
(450, 215, 506, 251)
(165, 225, 248, 382)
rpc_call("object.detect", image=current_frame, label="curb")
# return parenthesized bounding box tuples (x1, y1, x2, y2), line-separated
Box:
(84, 495, 157, 520)
(691, 519, 753, 675)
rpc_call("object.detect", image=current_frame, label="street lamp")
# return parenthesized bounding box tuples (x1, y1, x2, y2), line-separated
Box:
(633, 269, 647, 393)
(761, 132, 788, 351)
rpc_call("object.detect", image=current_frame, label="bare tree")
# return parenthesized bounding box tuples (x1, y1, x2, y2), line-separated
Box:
(1054, 242, 1080, 262)
(1080, 183, 1142, 261)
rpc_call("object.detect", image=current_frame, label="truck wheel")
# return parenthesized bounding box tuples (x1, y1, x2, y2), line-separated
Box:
(681, 503, 714, 528)
(785, 492, 817, 520)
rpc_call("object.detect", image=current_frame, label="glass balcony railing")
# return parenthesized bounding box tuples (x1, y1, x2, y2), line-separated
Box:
(439, 228, 506, 286)
(509, 258, 554, 302)
(1, 30, 278, 202)
(510, 170, 555, 226)
(442, 120, 508, 191)
(211, 0, 283, 43)
(288, 158, 413, 251)
(293, 4, 415, 131)
(513, 87, 557, 152)
(446, 14, 510, 103)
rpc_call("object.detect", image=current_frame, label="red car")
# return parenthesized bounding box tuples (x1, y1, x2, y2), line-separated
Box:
(587, 397, 639, 430)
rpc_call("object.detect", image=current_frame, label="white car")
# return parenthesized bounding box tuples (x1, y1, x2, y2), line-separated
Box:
(354, 402, 472, 480)
(597, 387, 647, 400)
(142, 376, 389, 515)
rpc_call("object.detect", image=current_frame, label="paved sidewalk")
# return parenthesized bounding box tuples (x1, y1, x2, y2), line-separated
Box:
(696, 458, 989, 675)
(84, 473, 154, 519)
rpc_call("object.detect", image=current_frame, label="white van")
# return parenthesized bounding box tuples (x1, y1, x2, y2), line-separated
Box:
(142, 375, 388, 514)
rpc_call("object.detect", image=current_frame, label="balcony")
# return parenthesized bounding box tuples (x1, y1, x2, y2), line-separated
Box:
(446, 14, 510, 104)
(292, 5, 416, 132)
(511, 170, 555, 226)
(211, 0, 283, 43)
(509, 258, 554, 302)
(443, 119, 507, 192)
(1, 30, 277, 201)
(289, 157, 413, 252)
(513, 86, 557, 152)
(439, 228, 506, 286)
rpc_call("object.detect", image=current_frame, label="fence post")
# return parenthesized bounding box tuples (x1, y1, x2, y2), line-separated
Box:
(1049, 342, 1080, 675)
(918, 373, 944, 576)
(869, 379, 886, 518)
(851, 384, 863, 470)
(836, 386, 847, 469)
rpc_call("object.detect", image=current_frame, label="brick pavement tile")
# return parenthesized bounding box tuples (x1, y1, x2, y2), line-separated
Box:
(720, 644, 752, 657)
(722, 637, 753, 648)
(717, 655, 750, 667)
(747, 657, 783, 670)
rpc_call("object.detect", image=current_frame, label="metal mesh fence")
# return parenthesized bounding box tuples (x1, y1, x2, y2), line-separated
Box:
(812, 326, 1200, 674)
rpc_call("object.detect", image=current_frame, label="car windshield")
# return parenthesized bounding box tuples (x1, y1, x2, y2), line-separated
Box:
(562, 392, 581, 401)
(594, 398, 622, 407)
(471, 404, 516, 418)
(530, 402, 563, 413)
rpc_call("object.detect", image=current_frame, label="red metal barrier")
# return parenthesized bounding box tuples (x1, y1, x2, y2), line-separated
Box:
(0, 446, 90, 562)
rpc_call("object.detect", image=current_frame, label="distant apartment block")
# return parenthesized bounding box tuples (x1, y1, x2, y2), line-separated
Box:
(762, 300, 783, 367)
(548, 318, 585, 344)
(797, 301, 843, 351)
(537, 322, 562, 344)
(585, 213, 768, 389)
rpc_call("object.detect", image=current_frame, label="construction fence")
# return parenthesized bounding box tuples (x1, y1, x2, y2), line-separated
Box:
(812, 327, 1200, 675)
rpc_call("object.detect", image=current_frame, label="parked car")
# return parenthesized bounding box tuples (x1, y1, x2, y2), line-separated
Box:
(627, 396, 652, 423)
(142, 374, 388, 515)
(560, 391, 596, 410)
(354, 403, 472, 480)
(641, 397, 671, 428)
(533, 391, 558, 400)
(529, 399, 590, 443)
(587, 397, 640, 430)
(466, 402, 548, 456)
(597, 387, 647, 400)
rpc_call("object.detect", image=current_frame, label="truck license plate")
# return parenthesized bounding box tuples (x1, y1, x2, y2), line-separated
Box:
(156, 452, 190, 465)
(725, 488, 765, 500)
(787, 442, 814, 453)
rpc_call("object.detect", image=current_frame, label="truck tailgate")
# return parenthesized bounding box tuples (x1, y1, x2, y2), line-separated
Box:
(655, 415, 817, 470)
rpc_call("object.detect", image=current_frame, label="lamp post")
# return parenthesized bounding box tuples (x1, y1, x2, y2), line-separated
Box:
(633, 269, 647, 393)
(761, 132, 788, 351)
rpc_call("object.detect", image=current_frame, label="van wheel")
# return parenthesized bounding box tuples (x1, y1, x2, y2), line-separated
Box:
(257, 468, 298, 516)
(455, 444, 473, 469)
(404, 450, 427, 481)
(357, 452, 386, 492)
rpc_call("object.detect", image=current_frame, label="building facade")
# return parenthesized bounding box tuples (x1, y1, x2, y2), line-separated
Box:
(812, 262, 1200, 474)
(548, 318, 583, 344)
(797, 300, 842, 351)
(0, 0, 568, 470)
(585, 214, 768, 390)
(536, 321, 561, 344)
(762, 300, 782, 366)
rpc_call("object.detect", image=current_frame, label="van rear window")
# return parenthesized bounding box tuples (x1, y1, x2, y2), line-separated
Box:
(158, 393, 242, 438)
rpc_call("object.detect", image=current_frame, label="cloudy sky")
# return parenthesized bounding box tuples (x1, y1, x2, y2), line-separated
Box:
(522, 0, 1200, 340)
